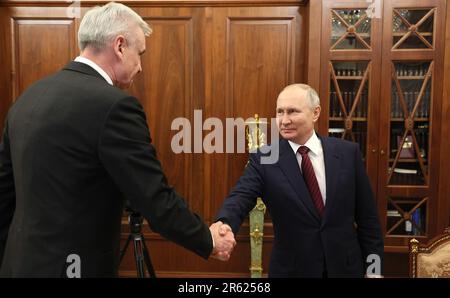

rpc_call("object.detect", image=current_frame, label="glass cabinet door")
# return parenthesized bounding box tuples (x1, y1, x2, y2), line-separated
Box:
(380, 0, 445, 244)
(328, 61, 370, 163)
(321, 0, 381, 191)
(385, 60, 433, 238)
(392, 8, 435, 49)
(388, 61, 432, 186)
(331, 8, 372, 50)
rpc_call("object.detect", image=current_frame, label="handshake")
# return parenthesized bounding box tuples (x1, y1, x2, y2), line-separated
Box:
(209, 221, 236, 261)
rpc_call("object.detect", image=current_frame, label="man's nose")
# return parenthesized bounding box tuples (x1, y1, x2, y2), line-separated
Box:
(280, 114, 291, 126)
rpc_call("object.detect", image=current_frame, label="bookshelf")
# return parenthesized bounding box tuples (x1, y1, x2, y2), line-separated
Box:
(317, 0, 447, 255)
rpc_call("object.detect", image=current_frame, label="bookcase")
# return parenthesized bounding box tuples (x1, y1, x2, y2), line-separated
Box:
(315, 0, 448, 257)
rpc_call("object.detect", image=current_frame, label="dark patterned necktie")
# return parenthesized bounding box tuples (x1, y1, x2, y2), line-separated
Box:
(298, 146, 325, 217)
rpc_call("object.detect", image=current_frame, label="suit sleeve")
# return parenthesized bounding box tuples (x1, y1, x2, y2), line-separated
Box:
(0, 122, 16, 266)
(354, 145, 384, 273)
(98, 96, 213, 259)
(215, 153, 264, 234)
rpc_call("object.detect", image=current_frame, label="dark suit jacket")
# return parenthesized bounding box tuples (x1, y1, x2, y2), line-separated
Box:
(0, 62, 212, 277)
(216, 136, 383, 277)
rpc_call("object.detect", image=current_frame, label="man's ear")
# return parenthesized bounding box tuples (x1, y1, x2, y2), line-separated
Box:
(313, 105, 321, 122)
(113, 35, 126, 58)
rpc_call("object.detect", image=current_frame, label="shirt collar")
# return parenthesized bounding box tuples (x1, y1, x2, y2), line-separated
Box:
(74, 56, 113, 86)
(288, 131, 322, 156)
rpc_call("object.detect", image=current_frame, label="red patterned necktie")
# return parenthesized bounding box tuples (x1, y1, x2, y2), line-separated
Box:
(298, 146, 325, 217)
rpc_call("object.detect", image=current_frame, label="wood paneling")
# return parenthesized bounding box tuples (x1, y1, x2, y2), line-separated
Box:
(306, 0, 321, 92)
(228, 17, 295, 207)
(209, 7, 304, 225)
(129, 15, 197, 210)
(229, 19, 293, 117)
(0, 7, 12, 133)
(438, 0, 450, 231)
(384, 252, 409, 277)
(12, 18, 75, 98)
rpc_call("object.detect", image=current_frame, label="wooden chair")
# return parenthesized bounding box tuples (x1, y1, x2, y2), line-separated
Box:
(409, 228, 450, 278)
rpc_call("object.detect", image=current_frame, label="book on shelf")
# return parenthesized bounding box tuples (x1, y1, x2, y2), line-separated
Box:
(362, 90, 367, 118)
(411, 208, 423, 236)
(328, 128, 345, 139)
(393, 168, 417, 174)
(390, 167, 425, 185)
(330, 90, 369, 119)
(391, 91, 404, 118)
(356, 91, 367, 118)
(330, 91, 342, 117)
(391, 90, 431, 119)
(395, 64, 428, 77)
(406, 91, 414, 114)
(391, 91, 398, 118)
(405, 220, 413, 234)
(343, 91, 349, 113)
(416, 91, 430, 118)
(387, 210, 401, 217)
(328, 128, 345, 133)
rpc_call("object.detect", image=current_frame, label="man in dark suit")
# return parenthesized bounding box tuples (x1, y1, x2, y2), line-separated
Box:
(215, 84, 384, 277)
(0, 2, 235, 277)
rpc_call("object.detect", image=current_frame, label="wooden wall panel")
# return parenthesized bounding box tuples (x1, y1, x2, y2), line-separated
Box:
(306, 0, 321, 91)
(438, 0, 450, 231)
(12, 19, 75, 99)
(209, 7, 303, 227)
(229, 19, 293, 119)
(227, 17, 296, 220)
(0, 8, 13, 133)
(129, 16, 196, 210)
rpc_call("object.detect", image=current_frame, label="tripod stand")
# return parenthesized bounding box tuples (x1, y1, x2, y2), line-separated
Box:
(119, 211, 156, 278)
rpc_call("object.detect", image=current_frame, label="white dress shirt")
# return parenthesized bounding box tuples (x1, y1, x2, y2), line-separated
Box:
(288, 132, 327, 205)
(74, 56, 113, 86)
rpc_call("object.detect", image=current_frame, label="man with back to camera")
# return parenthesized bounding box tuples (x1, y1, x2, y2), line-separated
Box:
(214, 84, 384, 277)
(0, 2, 235, 277)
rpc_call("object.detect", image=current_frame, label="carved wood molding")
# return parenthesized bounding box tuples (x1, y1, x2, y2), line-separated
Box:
(0, 0, 308, 8)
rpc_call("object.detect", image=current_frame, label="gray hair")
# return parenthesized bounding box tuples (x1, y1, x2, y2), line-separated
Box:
(281, 83, 320, 109)
(78, 2, 152, 52)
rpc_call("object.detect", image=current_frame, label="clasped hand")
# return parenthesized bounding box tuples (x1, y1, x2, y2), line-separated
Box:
(209, 221, 236, 261)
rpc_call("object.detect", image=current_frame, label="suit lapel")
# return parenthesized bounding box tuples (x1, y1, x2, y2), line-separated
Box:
(277, 139, 321, 223)
(319, 136, 340, 225)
